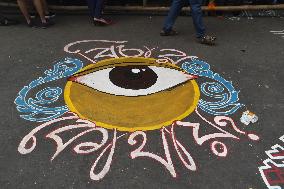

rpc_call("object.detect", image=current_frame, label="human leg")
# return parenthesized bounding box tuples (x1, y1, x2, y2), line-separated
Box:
(86, 0, 96, 17)
(188, 0, 205, 38)
(31, 0, 54, 28)
(94, 0, 104, 19)
(32, 0, 47, 23)
(17, 0, 32, 24)
(88, 0, 112, 26)
(40, 0, 55, 18)
(86, 0, 104, 19)
(162, 0, 183, 32)
(189, 0, 216, 45)
(40, 0, 49, 14)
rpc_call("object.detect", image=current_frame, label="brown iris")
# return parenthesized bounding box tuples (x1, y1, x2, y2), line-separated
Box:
(109, 65, 158, 90)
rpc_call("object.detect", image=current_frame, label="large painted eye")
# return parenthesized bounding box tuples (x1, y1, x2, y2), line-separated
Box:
(64, 57, 200, 132)
(71, 64, 193, 96)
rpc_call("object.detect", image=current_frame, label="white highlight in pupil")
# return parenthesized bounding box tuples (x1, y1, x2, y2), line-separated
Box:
(132, 69, 141, 74)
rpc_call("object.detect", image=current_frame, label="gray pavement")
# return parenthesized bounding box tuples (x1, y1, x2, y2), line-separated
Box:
(0, 15, 284, 189)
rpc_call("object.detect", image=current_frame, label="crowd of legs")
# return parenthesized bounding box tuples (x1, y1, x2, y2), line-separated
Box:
(16, 0, 55, 28)
(0, 0, 217, 45)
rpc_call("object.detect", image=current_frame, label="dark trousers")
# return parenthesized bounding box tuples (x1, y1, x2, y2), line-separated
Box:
(86, 0, 104, 18)
(0, 13, 6, 22)
(163, 0, 205, 38)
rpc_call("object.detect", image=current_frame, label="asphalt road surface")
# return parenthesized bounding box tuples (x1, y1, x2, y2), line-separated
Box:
(0, 14, 284, 189)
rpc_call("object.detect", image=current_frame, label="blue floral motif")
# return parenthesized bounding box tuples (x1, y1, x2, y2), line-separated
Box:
(182, 59, 244, 115)
(14, 58, 84, 122)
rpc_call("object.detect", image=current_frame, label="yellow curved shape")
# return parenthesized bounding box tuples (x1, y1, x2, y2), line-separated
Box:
(64, 57, 200, 132)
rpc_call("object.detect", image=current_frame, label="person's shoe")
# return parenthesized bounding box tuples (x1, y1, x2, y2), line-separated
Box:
(37, 20, 54, 29)
(0, 17, 19, 26)
(45, 12, 56, 19)
(30, 12, 56, 19)
(197, 35, 217, 45)
(30, 13, 36, 19)
(160, 29, 178, 36)
(93, 18, 112, 26)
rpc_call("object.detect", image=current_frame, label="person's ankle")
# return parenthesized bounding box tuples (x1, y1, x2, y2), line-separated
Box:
(94, 17, 103, 21)
(26, 19, 35, 27)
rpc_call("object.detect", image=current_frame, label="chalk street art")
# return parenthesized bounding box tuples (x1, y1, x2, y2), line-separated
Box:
(15, 40, 260, 181)
(259, 135, 284, 189)
(270, 30, 284, 39)
(226, 10, 284, 21)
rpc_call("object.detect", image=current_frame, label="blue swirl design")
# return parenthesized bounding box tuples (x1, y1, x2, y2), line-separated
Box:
(14, 58, 84, 122)
(182, 59, 244, 115)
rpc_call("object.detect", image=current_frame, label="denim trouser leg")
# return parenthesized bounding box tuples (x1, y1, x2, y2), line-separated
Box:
(86, 0, 104, 19)
(188, 0, 205, 38)
(94, 0, 104, 19)
(87, 0, 95, 17)
(163, 0, 183, 31)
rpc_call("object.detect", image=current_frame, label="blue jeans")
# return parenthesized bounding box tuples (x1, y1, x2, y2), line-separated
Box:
(86, 0, 104, 19)
(163, 0, 205, 38)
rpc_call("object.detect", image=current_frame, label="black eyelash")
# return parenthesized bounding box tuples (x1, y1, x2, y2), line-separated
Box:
(71, 61, 183, 78)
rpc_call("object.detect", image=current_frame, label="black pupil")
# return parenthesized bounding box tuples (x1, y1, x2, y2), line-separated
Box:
(109, 65, 158, 90)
